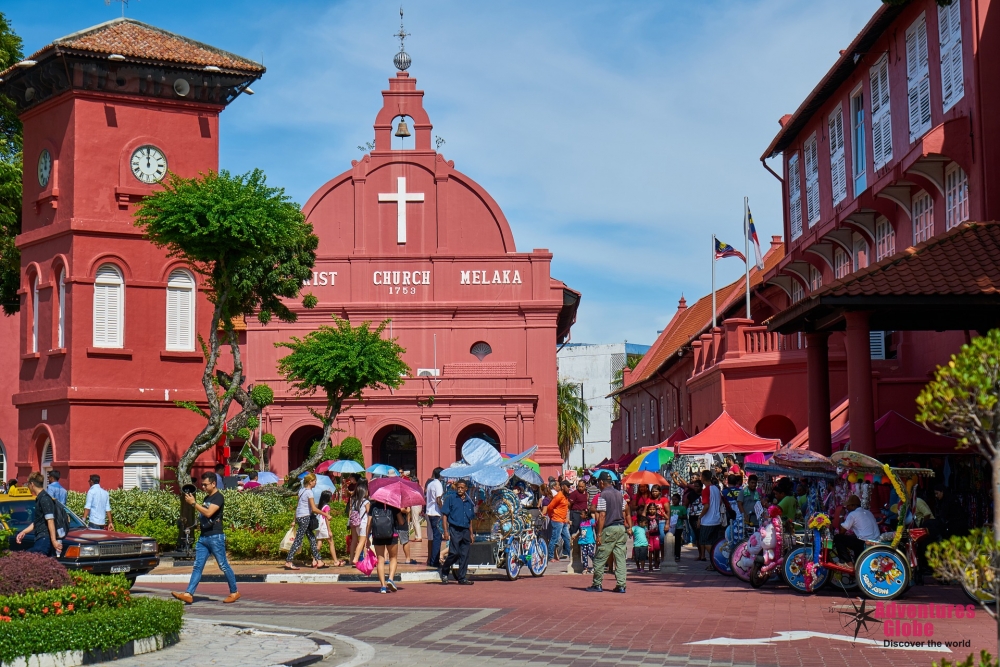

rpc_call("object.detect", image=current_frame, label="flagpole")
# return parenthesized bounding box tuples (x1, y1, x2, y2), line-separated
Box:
(712, 234, 717, 329)
(744, 196, 751, 319)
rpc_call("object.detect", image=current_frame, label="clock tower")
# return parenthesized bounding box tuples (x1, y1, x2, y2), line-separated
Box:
(0, 19, 262, 489)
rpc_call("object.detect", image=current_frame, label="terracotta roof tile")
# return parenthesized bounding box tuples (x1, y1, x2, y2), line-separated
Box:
(32, 18, 263, 73)
(817, 222, 1000, 299)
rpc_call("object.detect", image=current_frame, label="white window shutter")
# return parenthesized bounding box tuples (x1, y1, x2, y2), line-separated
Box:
(122, 465, 138, 490)
(871, 55, 893, 169)
(939, 1, 964, 111)
(788, 154, 802, 240)
(906, 15, 931, 142)
(829, 109, 846, 205)
(166, 270, 195, 350)
(869, 331, 886, 360)
(93, 265, 123, 348)
(804, 137, 820, 225)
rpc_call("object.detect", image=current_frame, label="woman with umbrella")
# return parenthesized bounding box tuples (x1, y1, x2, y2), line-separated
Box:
(367, 476, 426, 593)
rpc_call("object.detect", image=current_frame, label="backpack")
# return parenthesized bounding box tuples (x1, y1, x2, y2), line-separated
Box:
(370, 502, 395, 540)
(41, 492, 70, 539)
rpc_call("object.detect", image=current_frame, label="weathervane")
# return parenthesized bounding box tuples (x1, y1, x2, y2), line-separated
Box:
(393, 7, 411, 72)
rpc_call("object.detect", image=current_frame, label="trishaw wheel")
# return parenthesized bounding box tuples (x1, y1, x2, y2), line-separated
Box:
(962, 581, 996, 605)
(730, 541, 752, 583)
(528, 537, 548, 577)
(505, 540, 521, 581)
(712, 539, 733, 576)
(783, 546, 827, 594)
(855, 546, 910, 601)
(749, 561, 769, 588)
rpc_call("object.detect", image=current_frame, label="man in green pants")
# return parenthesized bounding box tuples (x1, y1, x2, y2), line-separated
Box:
(586, 472, 631, 593)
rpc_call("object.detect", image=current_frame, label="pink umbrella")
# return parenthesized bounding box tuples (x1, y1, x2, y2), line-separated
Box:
(369, 477, 425, 509)
(315, 460, 337, 473)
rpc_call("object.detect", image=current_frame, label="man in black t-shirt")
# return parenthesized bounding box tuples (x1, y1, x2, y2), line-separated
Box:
(173, 472, 240, 604)
(15, 472, 62, 557)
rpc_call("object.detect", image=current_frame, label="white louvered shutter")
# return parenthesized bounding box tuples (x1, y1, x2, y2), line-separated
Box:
(93, 265, 123, 348)
(804, 136, 820, 225)
(166, 270, 195, 350)
(124, 443, 160, 491)
(906, 14, 931, 142)
(939, 1, 964, 112)
(32, 276, 39, 353)
(829, 108, 847, 205)
(57, 271, 65, 349)
(788, 154, 802, 240)
(870, 331, 886, 360)
(870, 55, 893, 170)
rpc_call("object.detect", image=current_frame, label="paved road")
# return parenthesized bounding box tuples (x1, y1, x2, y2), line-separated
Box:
(141, 553, 995, 667)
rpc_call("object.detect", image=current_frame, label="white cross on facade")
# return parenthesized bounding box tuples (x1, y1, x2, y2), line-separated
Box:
(378, 176, 424, 244)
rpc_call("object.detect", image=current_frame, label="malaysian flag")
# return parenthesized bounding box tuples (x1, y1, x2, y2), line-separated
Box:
(747, 207, 765, 270)
(714, 238, 746, 263)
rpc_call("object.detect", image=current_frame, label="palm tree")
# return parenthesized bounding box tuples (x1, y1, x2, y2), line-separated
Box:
(557, 380, 591, 461)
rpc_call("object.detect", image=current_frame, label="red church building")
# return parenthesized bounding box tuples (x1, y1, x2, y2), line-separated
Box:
(0, 19, 577, 490)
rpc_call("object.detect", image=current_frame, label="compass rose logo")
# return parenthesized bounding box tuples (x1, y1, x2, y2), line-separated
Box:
(839, 598, 883, 641)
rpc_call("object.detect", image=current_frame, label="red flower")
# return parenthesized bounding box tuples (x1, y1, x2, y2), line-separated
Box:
(67, 604, 74, 611)
(18, 609, 25, 616)
(0, 616, 11, 622)
(2, 606, 8, 613)
(55, 608, 63, 615)
(53, 601, 61, 608)
(42, 607, 49, 614)
(70, 593, 77, 600)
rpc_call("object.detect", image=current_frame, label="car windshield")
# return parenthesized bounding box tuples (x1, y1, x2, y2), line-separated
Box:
(2, 500, 87, 531)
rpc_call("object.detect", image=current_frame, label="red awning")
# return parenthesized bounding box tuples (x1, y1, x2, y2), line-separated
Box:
(833, 410, 961, 455)
(638, 427, 690, 453)
(675, 411, 781, 455)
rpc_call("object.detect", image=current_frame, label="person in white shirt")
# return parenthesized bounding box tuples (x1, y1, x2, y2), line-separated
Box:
(83, 475, 113, 530)
(834, 494, 881, 563)
(697, 470, 723, 565)
(425, 467, 445, 567)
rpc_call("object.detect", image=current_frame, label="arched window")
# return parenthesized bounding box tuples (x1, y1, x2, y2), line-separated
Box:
(791, 280, 805, 304)
(470, 341, 492, 361)
(41, 439, 53, 480)
(57, 269, 65, 349)
(166, 269, 195, 350)
(31, 275, 39, 353)
(945, 163, 969, 230)
(834, 247, 851, 279)
(93, 264, 124, 348)
(123, 442, 160, 491)
(809, 265, 823, 292)
(852, 232, 868, 271)
(875, 216, 895, 261)
(912, 191, 934, 244)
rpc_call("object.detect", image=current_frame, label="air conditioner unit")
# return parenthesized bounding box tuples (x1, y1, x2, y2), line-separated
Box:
(417, 368, 440, 377)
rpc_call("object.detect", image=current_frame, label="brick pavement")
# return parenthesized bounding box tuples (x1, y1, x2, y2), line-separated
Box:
(142, 546, 997, 667)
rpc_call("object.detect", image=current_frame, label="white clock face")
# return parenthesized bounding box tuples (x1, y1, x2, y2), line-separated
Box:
(37, 149, 51, 188)
(130, 145, 167, 184)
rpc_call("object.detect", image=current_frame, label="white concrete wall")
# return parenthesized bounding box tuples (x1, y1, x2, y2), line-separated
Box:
(557, 343, 647, 469)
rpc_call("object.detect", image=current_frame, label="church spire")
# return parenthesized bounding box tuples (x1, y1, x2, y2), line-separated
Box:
(393, 7, 411, 72)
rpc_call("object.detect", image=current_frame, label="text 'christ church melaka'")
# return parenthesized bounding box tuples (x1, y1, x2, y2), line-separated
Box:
(0, 18, 579, 490)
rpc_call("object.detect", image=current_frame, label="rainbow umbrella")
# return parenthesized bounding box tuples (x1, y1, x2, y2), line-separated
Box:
(623, 447, 674, 474)
(521, 459, 541, 474)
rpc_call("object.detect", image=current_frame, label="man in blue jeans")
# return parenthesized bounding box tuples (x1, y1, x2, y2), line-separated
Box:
(173, 472, 240, 604)
(425, 467, 445, 567)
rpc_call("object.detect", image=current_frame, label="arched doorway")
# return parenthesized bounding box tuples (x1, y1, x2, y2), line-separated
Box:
(755, 415, 798, 445)
(373, 425, 417, 475)
(455, 424, 501, 460)
(288, 425, 324, 471)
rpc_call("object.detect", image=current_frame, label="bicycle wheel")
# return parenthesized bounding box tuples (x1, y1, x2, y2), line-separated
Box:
(730, 540, 752, 583)
(712, 539, 733, 576)
(963, 581, 996, 605)
(783, 546, 827, 594)
(505, 539, 521, 581)
(856, 546, 910, 601)
(748, 560, 770, 588)
(528, 536, 548, 576)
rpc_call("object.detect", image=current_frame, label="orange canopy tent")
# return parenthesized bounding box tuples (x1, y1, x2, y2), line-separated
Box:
(638, 427, 689, 454)
(675, 411, 781, 455)
(832, 410, 960, 455)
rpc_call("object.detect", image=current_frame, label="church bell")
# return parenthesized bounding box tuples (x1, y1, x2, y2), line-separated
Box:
(394, 118, 411, 138)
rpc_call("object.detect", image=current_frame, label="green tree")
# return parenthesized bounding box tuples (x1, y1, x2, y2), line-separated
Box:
(917, 329, 1000, 537)
(0, 12, 24, 315)
(134, 169, 318, 484)
(338, 436, 364, 466)
(557, 380, 591, 461)
(276, 318, 409, 480)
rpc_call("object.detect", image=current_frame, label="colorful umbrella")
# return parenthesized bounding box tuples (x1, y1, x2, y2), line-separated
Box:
(622, 470, 670, 487)
(512, 465, 544, 486)
(593, 469, 619, 481)
(369, 477, 425, 508)
(316, 460, 337, 473)
(520, 459, 541, 474)
(366, 463, 399, 477)
(255, 471, 280, 485)
(623, 447, 674, 474)
(326, 460, 365, 475)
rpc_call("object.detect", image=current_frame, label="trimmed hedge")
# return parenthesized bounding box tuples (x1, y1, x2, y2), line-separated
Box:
(0, 572, 130, 621)
(0, 597, 183, 662)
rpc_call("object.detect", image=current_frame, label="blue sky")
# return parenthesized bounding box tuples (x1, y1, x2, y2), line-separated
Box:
(6, 0, 881, 345)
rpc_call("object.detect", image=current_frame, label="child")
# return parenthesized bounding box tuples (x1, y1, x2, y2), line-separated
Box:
(669, 494, 687, 562)
(645, 504, 661, 571)
(632, 516, 649, 572)
(315, 490, 345, 567)
(578, 508, 596, 574)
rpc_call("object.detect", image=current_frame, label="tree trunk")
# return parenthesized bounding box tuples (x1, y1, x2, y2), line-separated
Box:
(286, 399, 340, 483)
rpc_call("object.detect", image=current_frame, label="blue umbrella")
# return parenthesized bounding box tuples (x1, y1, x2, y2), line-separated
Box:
(255, 471, 280, 485)
(366, 463, 399, 477)
(327, 460, 364, 474)
(311, 475, 337, 502)
(594, 469, 619, 481)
